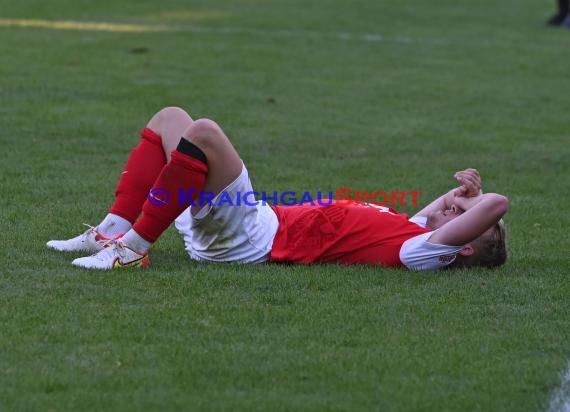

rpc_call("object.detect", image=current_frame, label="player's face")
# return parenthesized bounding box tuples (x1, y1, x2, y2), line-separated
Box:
(427, 204, 463, 229)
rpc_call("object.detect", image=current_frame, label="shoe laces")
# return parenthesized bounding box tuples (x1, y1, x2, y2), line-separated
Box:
(81, 223, 97, 236)
(82, 223, 116, 245)
(92, 240, 126, 261)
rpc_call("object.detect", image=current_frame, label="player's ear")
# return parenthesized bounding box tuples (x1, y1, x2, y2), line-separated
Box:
(458, 244, 475, 257)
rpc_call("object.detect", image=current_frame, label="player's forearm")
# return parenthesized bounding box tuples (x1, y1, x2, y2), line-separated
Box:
(454, 192, 488, 211)
(414, 189, 457, 218)
(429, 193, 509, 246)
(415, 168, 487, 219)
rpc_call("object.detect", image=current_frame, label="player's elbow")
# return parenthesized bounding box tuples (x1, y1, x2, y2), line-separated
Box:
(487, 193, 509, 217)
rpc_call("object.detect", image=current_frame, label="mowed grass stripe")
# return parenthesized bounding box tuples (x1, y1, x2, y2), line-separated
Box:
(0, 19, 170, 32)
(0, 18, 561, 51)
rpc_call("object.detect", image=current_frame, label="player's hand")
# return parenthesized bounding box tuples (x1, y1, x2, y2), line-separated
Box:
(452, 168, 482, 198)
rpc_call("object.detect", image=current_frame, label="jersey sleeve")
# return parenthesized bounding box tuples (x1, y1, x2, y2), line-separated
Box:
(399, 232, 465, 271)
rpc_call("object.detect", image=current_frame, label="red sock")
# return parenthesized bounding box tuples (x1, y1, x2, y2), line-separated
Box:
(133, 149, 208, 242)
(109, 128, 166, 223)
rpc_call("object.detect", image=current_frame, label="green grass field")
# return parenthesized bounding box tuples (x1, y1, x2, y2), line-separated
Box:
(1, 1, 569, 410)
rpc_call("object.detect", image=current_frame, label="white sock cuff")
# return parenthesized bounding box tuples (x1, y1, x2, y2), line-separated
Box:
(98, 213, 132, 237)
(121, 230, 152, 253)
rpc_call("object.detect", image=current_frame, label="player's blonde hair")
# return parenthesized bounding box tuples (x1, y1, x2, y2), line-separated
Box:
(451, 219, 507, 268)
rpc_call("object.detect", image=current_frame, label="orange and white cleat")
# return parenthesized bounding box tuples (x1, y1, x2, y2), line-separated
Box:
(46, 224, 117, 253)
(71, 240, 150, 270)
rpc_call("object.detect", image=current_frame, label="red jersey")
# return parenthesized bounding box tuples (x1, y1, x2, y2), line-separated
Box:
(270, 201, 432, 267)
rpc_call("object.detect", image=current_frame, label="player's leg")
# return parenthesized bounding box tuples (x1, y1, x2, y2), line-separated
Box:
(126, 118, 242, 250)
(46, 107, 193, 253)
(183, 118, 244, 208)
(147, 106, 196, 163)
(559, 0, 570, 17)
(106, 107, 194, 231)
(547, 0, 570, 25)
(72, 118, 244, 269)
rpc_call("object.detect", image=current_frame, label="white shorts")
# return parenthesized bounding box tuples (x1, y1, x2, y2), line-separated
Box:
(174, 164, 279, 263)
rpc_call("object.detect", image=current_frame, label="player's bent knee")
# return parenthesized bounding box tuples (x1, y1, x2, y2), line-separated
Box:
(184, 118, 227, 149)
(147, 107, 190, 130)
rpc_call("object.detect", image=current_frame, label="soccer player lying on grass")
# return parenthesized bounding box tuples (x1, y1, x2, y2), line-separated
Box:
(47, 107, 508, 271)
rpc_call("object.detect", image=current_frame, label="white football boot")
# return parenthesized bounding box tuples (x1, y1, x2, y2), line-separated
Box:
(47, 224, 115, 253)
(72, 240, 150, 270)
